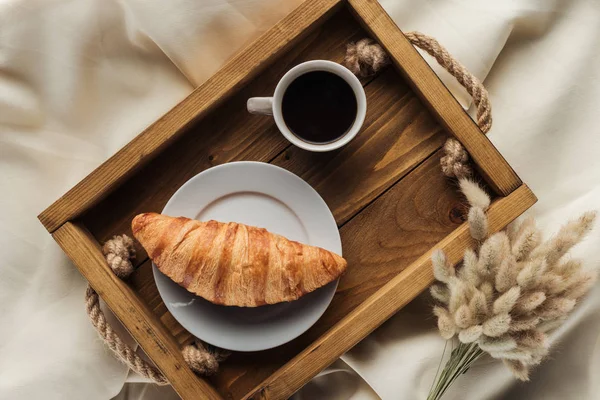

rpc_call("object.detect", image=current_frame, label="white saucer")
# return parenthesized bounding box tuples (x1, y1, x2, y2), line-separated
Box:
(153, 161, 342, 352)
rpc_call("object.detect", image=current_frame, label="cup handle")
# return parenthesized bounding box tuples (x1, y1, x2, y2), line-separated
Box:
(247, 97, 274, 115)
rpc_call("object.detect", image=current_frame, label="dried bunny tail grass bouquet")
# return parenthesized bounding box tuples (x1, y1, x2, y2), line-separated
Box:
(428, 178, 597, 400)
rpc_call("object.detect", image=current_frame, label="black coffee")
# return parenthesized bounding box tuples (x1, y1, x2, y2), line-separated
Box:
(281, 71, 357, 144)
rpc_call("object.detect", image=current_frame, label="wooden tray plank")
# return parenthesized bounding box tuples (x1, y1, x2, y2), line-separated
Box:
(129, 149, 469, 398)
(245, 184, 537, 400)
(271, 68, 446, 225)
(38, 0, 343, 233)
(52, 222, 222, 400)
(347, 0, 521, 196)
(81, 7, 369, 266)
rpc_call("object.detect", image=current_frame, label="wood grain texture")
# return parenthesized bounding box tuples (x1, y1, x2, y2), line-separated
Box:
(38, 0, 343, 233)
(347, 0, 521, 196)
(245, 184, 537, 400)
(128, 150, 477, 399)
(52, 222, 222, 400)
(81, 7, 370, 268)
(271, 68, 446, 226)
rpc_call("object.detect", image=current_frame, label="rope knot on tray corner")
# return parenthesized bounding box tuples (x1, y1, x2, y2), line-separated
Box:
(84, 234, 228, 385)
(440, 138, 473, 179)
(345, 38, 391, 77)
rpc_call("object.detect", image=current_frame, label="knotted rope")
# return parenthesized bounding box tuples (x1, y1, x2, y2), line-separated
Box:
(85, 234, 227, 385)
(345, 33, 493, 178)
(344, 38, 390, 77)
(440, 138, 472, 180)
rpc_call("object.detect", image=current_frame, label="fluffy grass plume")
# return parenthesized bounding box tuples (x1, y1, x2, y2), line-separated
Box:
(428, 178, 597, 400)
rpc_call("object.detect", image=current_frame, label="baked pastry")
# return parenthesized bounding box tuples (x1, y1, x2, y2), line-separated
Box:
(132, 213, 347, 307)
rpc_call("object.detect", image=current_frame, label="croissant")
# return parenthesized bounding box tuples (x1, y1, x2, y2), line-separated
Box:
(131, 213, 347, 307)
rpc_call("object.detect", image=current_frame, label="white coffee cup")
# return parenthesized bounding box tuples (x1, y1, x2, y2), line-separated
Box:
(247, 60, 367, 152)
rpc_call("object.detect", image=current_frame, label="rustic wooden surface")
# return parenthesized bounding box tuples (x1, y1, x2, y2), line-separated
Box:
(131, 151, 463, 398)
(39, 1, 537, 399)
(38, 0, 344, 233)
(52, 222, 223, 400)
(348, 0, 521, 196)
(244, 184, 536, 400)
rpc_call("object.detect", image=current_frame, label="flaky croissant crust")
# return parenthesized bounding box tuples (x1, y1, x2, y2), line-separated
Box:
(132, 213, 347, 307)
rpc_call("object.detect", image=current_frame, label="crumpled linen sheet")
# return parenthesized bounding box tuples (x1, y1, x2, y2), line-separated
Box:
(1, 0, 599, 399)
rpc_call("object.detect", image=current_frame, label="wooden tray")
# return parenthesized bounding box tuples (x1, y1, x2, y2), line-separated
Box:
(38, 0, 536, 398)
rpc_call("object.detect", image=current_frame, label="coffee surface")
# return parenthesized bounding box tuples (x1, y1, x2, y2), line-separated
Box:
(281, 71, 357, 144)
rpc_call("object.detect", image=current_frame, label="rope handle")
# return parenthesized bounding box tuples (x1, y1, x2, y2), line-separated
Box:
(86, 235, 227, 385)
(344, 33, 493, 179)
(85, 285, 169, 385)
(404, 32, 492, 134)
(86, 33, 490, 387)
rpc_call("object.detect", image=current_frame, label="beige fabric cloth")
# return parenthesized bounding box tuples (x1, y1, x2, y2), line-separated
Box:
(1, 0, 599, 399)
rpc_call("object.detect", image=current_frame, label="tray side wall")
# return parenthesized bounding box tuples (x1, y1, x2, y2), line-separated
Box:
(347, 0, 521, 196)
